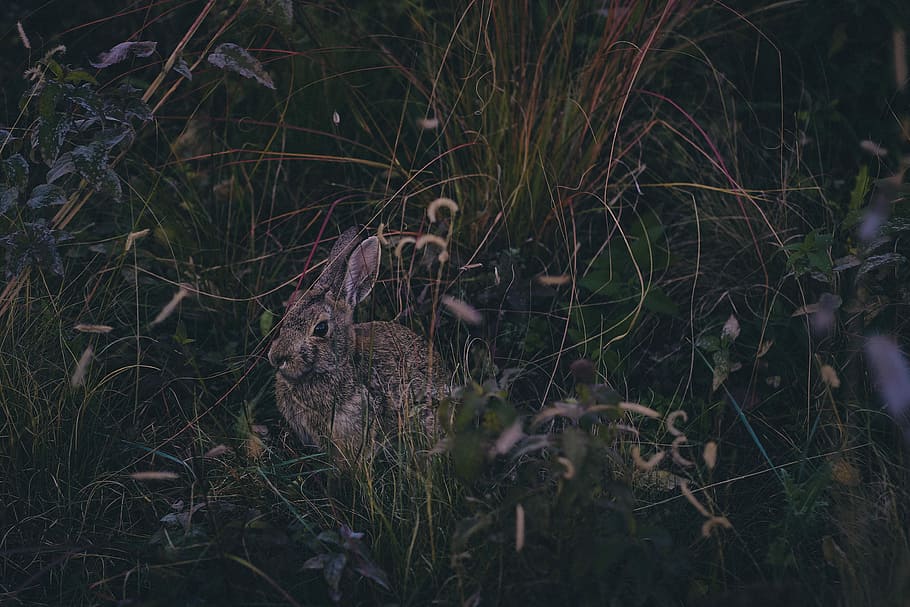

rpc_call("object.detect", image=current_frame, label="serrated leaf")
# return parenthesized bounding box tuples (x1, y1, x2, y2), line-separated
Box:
(110, 84, 153, 122)
(63, 84, 103, 120)
(36, 112, 73, 164)
(711, 350, 730, 392)
(72, 141, 122, 200)
(174, 57, 193, 80)
(38, 81, 62, 120)
(46, 152, 75, 183)
(207, 43, 275, 89)
(696, 334, 721, 352)
(90, 41, 158, 68)
(26, 184, 66, 209)
(857, 253, 905, 278)
(0, 219, 72, 277)
(0, 187, 19, 214)
(2, 154, 29, 187)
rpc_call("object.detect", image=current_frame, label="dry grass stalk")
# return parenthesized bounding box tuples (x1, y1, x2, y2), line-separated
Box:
(632, 446, 665, 471)
(16, 21, 30, 49)
(130, 471, 179, 481)
(701, 516, 732, 538)
(394, 236, 416, 259)
(679, 480, 711, 518)
(74, 324, 114, 334)
(702, 441, 718, 470)
(427, 197, 458, 223)
(441, 295, 481, 326)
(536, 274, 572, 286)
(820, 364, 841, 389)
(203, 444, 231, 458)
(70, 345, 93, 387)
(515, 504, 525, 552)
(671, 435, 694, 467)
(618, 401, 661, 419)
(125, 228, 151, 251)
(150, 285, 191, 326)
(415, 234, 449, 262)
(416, 116, 439, 129)
(665, 410, 688, 436)
(556, 456, 575, 479)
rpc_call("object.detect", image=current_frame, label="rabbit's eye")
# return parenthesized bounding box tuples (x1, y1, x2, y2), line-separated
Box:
(313, 320, 328, 337)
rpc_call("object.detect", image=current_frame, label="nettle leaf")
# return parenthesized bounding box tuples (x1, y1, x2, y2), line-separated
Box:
(173, 57, 193, 80)
(63, 84, 104, 121)
(0, 187, 19, 214)
(72, 141, 122, 200)
(36, 111, 74, 164)
(26, 184, 66, 209)
(0, 219, 72, 276)
(38, 81, 62, 120)
(2, 154, 29, 187)
(47, 152, 75, 183)
(90, 41, 158, 68)
(711, 349, 730, 392)
(107, 84, 153, 123)
(207, 43, 275, 89)
(857, 253, 906, 278)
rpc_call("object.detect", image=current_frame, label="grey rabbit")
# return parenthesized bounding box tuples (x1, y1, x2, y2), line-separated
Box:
(268, 227, 449, 460)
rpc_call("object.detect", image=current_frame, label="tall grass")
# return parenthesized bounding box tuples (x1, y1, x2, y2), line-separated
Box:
(2, 1, 910, 605)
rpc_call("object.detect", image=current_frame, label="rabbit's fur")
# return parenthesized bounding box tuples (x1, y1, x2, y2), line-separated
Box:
(268, 227, 449, 458)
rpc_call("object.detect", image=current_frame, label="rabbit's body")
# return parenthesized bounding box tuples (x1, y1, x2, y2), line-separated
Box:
(269, 228, 448, 458)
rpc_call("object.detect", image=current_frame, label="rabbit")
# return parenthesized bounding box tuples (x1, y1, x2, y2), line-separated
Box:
(268, 227, 450, 460)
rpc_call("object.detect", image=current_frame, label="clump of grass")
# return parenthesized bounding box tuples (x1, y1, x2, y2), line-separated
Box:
(4, 1, 910, 606)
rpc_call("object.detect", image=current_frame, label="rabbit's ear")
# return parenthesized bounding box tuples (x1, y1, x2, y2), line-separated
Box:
(316, 227, 362, 291)
(342, 236, 380, 307)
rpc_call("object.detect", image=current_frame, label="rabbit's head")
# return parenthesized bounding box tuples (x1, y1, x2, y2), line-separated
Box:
(268, 228, 380, 381)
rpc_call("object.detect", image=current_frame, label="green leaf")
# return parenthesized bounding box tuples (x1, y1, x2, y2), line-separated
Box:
(72, 141, 122, 200)
(37, 112, 73, 163)
(259, 309, 275, 337)
(0, 187, 18, 214)
(711, 350, 730, 392)
(173, 57, 193, 80)
(696, 334, 721, 352)
(44, 58, 64, 79)
(2, 154, 29, 187)
(38, 81, 62, 120)
(849, 164, 870, 211)
(26, 184, 66, 209)
(64, 70, 98, 85)
(643, 287, 678, 316)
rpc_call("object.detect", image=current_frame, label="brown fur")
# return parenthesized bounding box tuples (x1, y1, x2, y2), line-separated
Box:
(269, 228, 448, 459)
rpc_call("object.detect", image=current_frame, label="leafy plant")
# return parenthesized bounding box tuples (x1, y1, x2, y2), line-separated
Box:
(0, 48, 151, 277)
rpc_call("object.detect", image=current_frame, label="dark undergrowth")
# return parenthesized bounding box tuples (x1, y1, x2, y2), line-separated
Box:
(2, 1, 910, 605)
